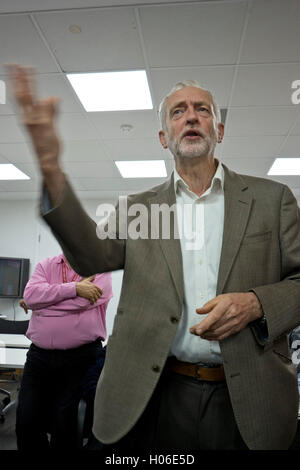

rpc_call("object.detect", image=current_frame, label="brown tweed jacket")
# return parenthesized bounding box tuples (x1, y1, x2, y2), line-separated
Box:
(43, 164, 300, 450)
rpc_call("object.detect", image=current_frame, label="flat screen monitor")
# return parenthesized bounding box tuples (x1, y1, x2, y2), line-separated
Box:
(0, 257, 29, 298)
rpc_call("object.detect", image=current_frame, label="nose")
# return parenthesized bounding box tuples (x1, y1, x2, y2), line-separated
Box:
(186, 105, 199, 124)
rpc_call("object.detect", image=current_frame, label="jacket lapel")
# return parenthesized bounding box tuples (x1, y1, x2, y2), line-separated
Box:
(148, 165, 253, 302)
(148, 175, 184, 305)
(216, 165, 253, 294)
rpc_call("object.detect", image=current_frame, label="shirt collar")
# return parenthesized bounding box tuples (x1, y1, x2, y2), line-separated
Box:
(174, 160, 224, 195)
(55, 254, 67, 264)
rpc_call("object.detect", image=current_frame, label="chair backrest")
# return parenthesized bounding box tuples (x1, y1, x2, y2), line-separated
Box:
(0, 318, 29, 335)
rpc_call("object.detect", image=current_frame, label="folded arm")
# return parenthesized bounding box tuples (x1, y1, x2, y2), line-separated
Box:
(24, 261, 78, 310)
(43, 273, 113, 312)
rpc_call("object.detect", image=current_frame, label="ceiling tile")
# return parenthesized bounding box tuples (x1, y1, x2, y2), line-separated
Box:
(289, 114, 300, 135)
(35, 8, 145, 72)
(0, 72, 83, 115)
(139, 3, 247, 67)
(0, 142, 35, 163)
(279, 136, 300, 157)
(0, 15, 59, 74)
(0, 191, 39, 200)
(57, 113, 99, 140)
(13, 162, 39, 178)
(89, 110, 159, 140)
(222, 156, 275, 177)
(0, 115, 28, 143)
(0, 0, 206, 14)
(61, 139, 108, 162)
(1, 179, 39, 192)
(241, 0, 300, 64)
(220, 135, 284, 158)
(63, 160, 120, 178)
(225, 107, 299, 136)
(36, 73, 84, 113)
(103, 138, 168, 160)
(231, 64, 300, 106)
(68, 177, 87, 192)
(0, 154, 10, 163)
(150, 66, 235, 111)
(77, 176, 168, 192)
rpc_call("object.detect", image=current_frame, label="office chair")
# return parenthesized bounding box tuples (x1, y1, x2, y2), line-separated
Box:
(0, 318, 29, 422)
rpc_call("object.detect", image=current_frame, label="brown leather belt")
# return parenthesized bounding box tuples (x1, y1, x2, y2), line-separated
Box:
(168, 357, 225, 382)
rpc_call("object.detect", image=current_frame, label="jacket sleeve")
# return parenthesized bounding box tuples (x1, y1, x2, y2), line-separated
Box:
(41, 179, 125, 277)
(251, 185, 300, 345)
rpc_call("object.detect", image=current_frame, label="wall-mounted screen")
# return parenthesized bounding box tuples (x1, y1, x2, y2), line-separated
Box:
(0, 257, 29, 298)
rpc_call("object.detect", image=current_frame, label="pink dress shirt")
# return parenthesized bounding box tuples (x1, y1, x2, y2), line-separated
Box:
(24, 254, 113, 350)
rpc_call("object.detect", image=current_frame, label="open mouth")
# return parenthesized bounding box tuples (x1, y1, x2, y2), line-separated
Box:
(182, 130, 203, 140)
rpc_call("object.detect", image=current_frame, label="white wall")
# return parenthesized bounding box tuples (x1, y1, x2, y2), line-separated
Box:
(0, 197, 122, 340)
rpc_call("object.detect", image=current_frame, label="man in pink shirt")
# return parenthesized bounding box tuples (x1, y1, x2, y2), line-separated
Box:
(15, 253, 112, 450)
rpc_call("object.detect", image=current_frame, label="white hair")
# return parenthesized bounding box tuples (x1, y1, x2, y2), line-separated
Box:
(158, 80, 221, 130)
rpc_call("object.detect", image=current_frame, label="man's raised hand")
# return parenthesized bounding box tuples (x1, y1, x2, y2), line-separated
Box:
(6, 64, 64, 204)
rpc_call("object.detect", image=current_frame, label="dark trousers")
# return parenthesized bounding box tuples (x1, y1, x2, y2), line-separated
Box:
(112, 368, 248, 452)
(16, 339, 103, 450)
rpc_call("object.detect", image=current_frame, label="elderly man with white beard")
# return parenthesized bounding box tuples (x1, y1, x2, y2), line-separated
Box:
(7, 67, 300, 450)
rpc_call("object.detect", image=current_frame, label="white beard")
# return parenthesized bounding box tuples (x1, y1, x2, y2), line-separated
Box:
(166, 129, 217, 160)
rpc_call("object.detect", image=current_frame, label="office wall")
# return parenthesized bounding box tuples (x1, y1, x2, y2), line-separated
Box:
(0, 197, 122, 341)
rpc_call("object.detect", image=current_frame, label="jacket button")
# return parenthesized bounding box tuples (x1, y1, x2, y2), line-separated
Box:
(170, 316, 179, 324)
(152, 365, 161, 373)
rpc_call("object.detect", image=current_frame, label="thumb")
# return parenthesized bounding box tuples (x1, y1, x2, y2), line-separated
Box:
(48, 96, 60, 118)
(86, 275, 96, 282)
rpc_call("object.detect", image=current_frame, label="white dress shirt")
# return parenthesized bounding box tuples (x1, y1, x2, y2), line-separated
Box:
(170, 162, 225, 364)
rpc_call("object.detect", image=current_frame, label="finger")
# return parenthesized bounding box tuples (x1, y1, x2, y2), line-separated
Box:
(36, 97, 60, 121)
(93, 286, 102, 296)
(201, 314, 246, 340)
(190, 305, 225, 335)
(195, 298, 217, 314)
(7, 64, 35, 109)
(86, 275, 96, 282)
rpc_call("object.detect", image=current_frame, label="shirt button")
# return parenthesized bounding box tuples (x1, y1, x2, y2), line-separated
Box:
(199, 292, 205, 299)
(170, 316, 179, 324)
(199, 258, 203, 265)
(152, 365, 161, 373)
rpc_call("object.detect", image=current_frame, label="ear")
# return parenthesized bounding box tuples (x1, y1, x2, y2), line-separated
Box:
(217, 122, 224, 143)
(159, 130, 168, 149)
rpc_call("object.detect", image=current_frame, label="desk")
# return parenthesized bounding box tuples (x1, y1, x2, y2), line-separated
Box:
(0, 347, 28, 368)
(0, 334, 31, 349)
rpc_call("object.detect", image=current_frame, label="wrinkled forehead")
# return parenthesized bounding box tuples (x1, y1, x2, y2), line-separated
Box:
(166, 86, 214, 112)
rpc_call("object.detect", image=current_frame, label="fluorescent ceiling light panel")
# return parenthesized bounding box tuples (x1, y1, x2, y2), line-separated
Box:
(115, 160, 167, 178)
(66, 70, 153, 112)
(0, 164, 30, 180)
(268, 158, 300, 175)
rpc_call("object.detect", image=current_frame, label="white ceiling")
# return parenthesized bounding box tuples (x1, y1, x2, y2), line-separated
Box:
(0, 0, 300, 203)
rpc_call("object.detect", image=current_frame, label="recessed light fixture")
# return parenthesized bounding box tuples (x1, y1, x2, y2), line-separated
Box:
(69, 24, 82, 34)
(66, 70, 153, 112)
(115, 160, 167, 178)
(268, 158, 300, 175)
(0, 164, 30, 180)
(120, 124, 133, 133)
